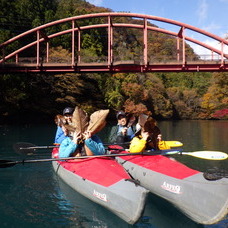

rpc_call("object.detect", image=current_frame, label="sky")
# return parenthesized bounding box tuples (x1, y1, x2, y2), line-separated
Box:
(86, 0, 228, 57)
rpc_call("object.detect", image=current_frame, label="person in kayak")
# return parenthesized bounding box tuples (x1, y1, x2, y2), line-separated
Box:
(109, 111, 136, 145)
(129, 116, 161, 153)
(58, 107, 109, 158)
(54, 107, 74, 145)
(59, 130, 105, 158)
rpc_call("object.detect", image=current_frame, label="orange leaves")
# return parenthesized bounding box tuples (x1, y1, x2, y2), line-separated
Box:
(121, 82, 148, 102)
(201, 93, 217, 111)
(124, 100, 150, 116)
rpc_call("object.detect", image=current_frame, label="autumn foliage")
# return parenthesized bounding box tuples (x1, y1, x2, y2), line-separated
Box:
(0, 0, 227, 122)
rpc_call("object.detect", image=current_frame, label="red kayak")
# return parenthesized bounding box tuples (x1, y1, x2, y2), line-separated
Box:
(114, 150, 228, 225)
(52, 148, 148, 224)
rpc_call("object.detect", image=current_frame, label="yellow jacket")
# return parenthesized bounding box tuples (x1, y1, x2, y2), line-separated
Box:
(129, 136, 147, 153)
(129, 136, 171, 153)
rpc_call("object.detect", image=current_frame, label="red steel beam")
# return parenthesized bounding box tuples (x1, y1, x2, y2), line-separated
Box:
(0, 62, 227, 73)
(1, 22, 227, 64)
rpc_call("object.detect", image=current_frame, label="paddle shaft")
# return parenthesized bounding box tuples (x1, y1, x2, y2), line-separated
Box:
(14, 140, 183, 156)
(13, 141, 228, 161)
(18, 141, 183, 149)
(1, 149, 227, 168)
(0, 149, 179, 168)
(21, 145, 59, 150)
(19, 144, 126, 150)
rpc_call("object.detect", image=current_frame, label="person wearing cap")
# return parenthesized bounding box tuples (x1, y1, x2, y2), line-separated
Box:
(129, 117, 161, 153)
(108, 110, 136, 145)
(62, 107, 74, 125)
(54, 107, 74, 144)
(59, 108, 108, 158)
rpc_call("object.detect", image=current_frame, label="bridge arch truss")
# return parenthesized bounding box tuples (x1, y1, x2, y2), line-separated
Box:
(0, 12, 228, 73)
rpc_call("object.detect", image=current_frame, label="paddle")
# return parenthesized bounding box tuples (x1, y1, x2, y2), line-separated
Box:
(103, 142, 130, 146)
(0, 149, 179, 168)
(14, 140, 183, 155)
(13, 142, 59, 155)
(163, 150, 228, 160)
(2, 149, 228, 168)
(14, 142, 227, 160)
(109, 148, 228, 160)
(13, 142, 129, 155)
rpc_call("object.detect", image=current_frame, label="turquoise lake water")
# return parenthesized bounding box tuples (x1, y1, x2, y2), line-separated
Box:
(0, 120, 227, 228)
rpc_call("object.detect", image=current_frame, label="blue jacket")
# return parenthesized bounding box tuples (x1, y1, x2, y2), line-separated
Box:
(59, 135, 105, 158)
(54, 126, 67, 144)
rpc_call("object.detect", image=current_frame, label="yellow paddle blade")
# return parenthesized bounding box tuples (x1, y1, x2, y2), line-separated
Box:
(165, 141, 183, 147)
(158, 141, 183, 150)
(182, 151, 228, 160)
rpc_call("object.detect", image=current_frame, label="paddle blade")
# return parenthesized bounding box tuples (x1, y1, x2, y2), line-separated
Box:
(158, 141, 183, 150)
(138, 114, 148, 127)
(13, 142, 37, 155)
(0, 160, 16, 168)
(72, 107, 89, 133)
(183, 151, 228, 160)
(166, 141, 183, 147)
(87, 109, 109, 135)
(127, 114, 136, 128)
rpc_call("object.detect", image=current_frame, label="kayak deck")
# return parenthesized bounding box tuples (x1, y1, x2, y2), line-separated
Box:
(120, 153, 199, 179)
(56, 157, 130, 187)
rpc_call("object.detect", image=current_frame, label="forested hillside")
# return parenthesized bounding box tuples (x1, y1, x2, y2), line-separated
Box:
(0, 0, 227, 123)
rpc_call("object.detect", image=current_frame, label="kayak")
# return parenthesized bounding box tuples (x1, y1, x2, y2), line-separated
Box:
(114, 151, 228, 225)
(51, 148, 149, 224)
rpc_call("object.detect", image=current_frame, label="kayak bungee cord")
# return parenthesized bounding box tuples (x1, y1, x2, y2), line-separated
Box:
(203, 167, 228, 181)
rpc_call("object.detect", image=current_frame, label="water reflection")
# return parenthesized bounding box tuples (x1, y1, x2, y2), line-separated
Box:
(138, 194, 204, 228)
(56, 178, 126, 227)
(158, 120, 228, 152)
(56, 177, 203, 228)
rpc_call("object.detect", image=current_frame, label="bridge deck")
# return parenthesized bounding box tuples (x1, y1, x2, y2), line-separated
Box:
(0, 61, 227, 73)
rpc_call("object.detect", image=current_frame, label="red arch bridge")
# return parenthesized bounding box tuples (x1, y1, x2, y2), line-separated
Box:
(0, 12, 228, 73)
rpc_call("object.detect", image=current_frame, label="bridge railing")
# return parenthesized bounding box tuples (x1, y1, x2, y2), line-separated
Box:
(2, 54, 226, 65)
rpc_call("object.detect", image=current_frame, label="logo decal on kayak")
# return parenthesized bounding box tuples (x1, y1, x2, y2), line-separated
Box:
(161, 181, 182, 194)
(93, 190, 108, 202)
